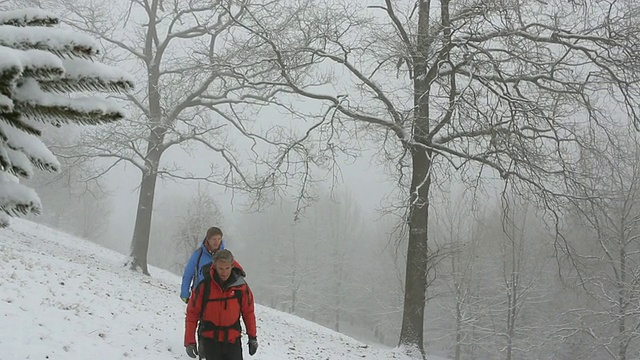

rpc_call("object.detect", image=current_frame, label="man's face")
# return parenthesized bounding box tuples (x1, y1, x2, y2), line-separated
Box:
(215, 260, 233, 282)
(206, 234, 222, 251)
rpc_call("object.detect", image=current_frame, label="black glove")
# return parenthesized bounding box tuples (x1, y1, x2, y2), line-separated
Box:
(186, 344, 198, 358)
(248, 337, 258, 356)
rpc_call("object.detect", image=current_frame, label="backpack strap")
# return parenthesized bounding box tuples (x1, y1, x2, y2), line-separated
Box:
(192, 247, 204, 287)
(199, 288, 243, 317)
(197, 278, 211, 318)
(197, 286, 245, 342)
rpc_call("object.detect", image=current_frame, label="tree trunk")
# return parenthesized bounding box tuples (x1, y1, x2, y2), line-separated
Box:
(506, 274, 516, 360)
(290, 285, 297, 313)
(398, 0, 433, 357)
(455, 301, 462, 360)
(127, 0, 163, 275)
(399, 146, 431, 355)
(334, 238, 344, 332)
(334, 269, 342, 332)
(126, 101, 164, 275)
(128, 160, 160, 275)
(618, 246, 627, 360)
(128, 128, 163, 274)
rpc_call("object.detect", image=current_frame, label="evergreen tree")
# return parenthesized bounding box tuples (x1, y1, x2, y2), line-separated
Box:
(0, 8, 132, 226)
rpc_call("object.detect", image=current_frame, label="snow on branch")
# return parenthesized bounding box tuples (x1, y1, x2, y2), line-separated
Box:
(0, 121, 59, 171)
(0, 25, 98, 58)
(0, 94, 12, 112)
(0, 140, 9, 170)
(0, 8, 133, 226)
(0, 8, 58, 27)
(0, 111, 42, 136)
(39, 58, 135, 93)
(14, 79, 125, 125)
(0, 172, 42, 217)
(0, 46, 65, 82)
(6, 146, 33, 178)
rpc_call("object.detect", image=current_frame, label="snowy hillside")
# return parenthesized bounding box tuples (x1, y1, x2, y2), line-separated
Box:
(0, 219, 445, 360)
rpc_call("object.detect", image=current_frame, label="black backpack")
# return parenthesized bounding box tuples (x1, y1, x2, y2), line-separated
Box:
(194, 264, 249, 345)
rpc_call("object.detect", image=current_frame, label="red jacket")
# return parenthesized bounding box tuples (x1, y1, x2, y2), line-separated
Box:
(184, 265, 256, 346)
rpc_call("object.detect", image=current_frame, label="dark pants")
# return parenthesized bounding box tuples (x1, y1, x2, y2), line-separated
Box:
(200, 337, 243, 360)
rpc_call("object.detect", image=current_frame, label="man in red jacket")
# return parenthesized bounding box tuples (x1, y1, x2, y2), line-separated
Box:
(184, 249, 258, 359)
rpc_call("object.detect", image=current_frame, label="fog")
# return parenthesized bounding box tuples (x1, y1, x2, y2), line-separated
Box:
(8, 0, 640, 358)
(96, 143, 394, 251)
(30, 141, 412, 343)
(27, 127, 640, 359)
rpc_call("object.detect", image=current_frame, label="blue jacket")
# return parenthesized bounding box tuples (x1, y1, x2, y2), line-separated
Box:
(180, 239, 225, 299)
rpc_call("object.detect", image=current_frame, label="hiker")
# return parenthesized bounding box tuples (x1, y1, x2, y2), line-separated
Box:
(184, 249, 258, 359)
(180, 227, 226, 303)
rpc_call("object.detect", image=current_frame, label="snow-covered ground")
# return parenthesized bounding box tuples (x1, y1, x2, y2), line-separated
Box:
(0, 219, 447, 360)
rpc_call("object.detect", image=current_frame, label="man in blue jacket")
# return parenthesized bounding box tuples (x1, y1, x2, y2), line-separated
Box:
(180, 226, 225, 303)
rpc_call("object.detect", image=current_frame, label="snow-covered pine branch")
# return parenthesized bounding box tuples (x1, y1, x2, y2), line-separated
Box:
(0, 8, 58, 27)
(0, 8, 133, 227)
(43, 58, 135, 93)
(0, 173, 41, 227)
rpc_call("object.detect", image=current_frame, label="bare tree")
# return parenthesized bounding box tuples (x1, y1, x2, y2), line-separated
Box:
(565, 130, 640, 360)
(491, 197, 547, 360)
(234, 185, 403, 342)
(353, 214, 406, 346)
(429, 190, 482, 360)
(437, 195, 555, 360)
(302, 188, 364, 331)
(27, 0, 295, 274)
(234, 199, 315, 313)
(427, 189, 558, 359)
(150, 184, 224, 273)
(179, 185, 223, 258)
(227, 0, 640, 355)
